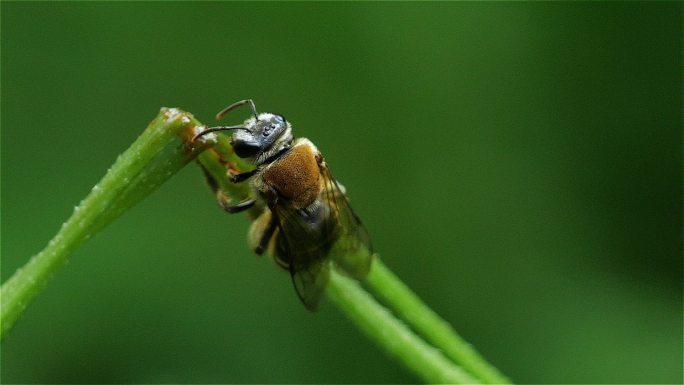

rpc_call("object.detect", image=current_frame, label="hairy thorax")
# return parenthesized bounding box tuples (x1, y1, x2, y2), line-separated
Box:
(260, 139, 321, 209)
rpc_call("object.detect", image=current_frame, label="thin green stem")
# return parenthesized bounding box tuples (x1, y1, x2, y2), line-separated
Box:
(365, 259, 511, 384)
(327, 270, 480, 384)
(0, 108, 205, 339)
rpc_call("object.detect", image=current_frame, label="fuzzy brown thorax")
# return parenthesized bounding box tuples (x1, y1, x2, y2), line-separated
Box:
(258, 139, 321, 209)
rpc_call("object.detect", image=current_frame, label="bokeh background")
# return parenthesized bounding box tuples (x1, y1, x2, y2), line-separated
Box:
(2, 2, 681, 384)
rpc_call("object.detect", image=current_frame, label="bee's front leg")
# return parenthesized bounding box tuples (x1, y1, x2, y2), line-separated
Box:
(219, 197, 256, 213)
(200, 164, 248, 212)
(229, 169, 257, 183)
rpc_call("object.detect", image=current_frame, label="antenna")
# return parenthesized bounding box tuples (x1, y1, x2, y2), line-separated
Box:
(216, 99, 259, 121)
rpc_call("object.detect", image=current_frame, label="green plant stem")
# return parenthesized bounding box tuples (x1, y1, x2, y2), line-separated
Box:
(327, 270, 480, 384)
(0, 108, 205, 339)
(365, 259, 511, 384)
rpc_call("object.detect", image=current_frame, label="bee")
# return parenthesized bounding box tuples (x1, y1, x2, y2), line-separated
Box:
(194, 99, 373, 309)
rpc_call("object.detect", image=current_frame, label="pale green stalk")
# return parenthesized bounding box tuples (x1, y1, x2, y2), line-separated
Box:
(1, 108, 205, 339)
(327, 270, 480, 384)
(365, 259, 511, 384)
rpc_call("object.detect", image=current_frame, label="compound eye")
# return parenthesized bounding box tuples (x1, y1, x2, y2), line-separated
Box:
(232, 140, 260, 158)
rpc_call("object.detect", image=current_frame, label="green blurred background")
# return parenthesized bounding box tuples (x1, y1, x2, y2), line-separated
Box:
(2, 2, 681, 383)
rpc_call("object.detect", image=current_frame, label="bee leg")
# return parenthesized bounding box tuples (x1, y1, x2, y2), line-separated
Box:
(255, 215, 278, 255)
(220, 198, 256, 213)
(199, 163, 221, 194)
(200, 164, 237, 209)
(230, 169, 257, 183)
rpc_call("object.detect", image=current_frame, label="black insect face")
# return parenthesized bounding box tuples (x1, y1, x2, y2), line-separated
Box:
(232, 113, 289, 159)
(193, 100, 293, 164)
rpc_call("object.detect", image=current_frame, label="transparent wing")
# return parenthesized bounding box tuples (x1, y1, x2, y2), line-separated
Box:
(290, 256, 330, 311)
(266, 157, 373, 310)
(318, 160, 374, 279)
(269, 197, 336, 310)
